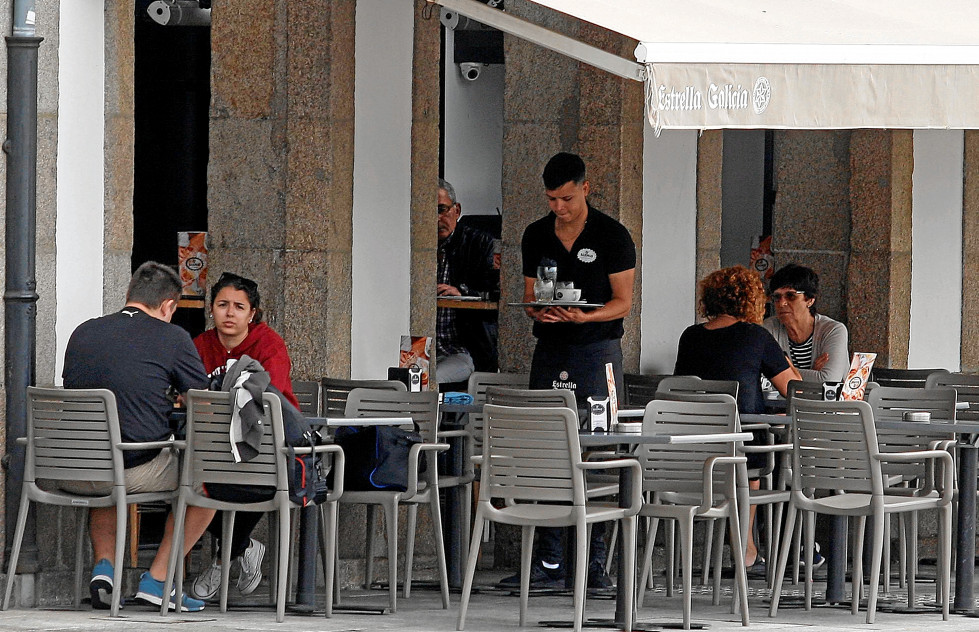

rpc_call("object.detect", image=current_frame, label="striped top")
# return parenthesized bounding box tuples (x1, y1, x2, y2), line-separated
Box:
(788, 334, 814, 370)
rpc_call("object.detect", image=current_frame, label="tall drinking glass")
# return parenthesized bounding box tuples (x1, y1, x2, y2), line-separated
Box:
(535, 265, 556, 302)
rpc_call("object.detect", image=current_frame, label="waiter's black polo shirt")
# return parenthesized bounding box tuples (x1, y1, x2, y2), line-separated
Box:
(521, 206, 636, 344)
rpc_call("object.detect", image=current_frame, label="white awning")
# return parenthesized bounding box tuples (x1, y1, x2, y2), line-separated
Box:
(435, 0, 979, 130)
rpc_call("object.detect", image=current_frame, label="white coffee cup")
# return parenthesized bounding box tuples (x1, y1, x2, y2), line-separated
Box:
(555, 288, 582, 302)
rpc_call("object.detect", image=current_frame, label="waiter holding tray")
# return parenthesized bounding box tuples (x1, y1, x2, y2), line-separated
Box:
(521, 152, 636, 408)
(510, 151, 637, 589)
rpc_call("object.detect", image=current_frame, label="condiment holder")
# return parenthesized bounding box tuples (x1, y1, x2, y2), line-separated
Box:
(903, 411, 931, 422)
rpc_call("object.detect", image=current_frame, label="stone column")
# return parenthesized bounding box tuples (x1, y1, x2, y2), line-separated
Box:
(695, 131, 723, 285)
(103, 3, 135, 310)
(847, 130, 913, 368)
(410, 0, 439, 340)
(962, 131, 979, 372)
(498, 0, 644, 375)
(209, 1, 355, 379)
(771, 131, 852, 321)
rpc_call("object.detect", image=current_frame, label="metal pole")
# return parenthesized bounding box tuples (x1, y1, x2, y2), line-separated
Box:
(3, 0, 41, 572)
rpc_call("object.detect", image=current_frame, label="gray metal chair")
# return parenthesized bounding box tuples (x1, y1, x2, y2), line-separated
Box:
(291, 380, 321, 416)
(338, 388, 449, 613)
(456, 404, 641, 632)
(2, 387, 179, 617)
(161, 389, 344, 622)
(319, 377, 406, 418)
(871, 367, 949, 389)
(769, 399, 953, 623)
(656, 375, 738, 399)
(635, 397, 750, 629)
(927, 371, 979, 420)
(867, 385, 957, 595)
(623, 373, 671, 407)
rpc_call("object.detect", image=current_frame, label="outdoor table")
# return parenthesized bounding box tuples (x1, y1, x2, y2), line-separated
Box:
(741, 412, 979, 612)
(574, 429, 753, 630)
(436, 296, 499, 311)
(292, 416, 412, 611)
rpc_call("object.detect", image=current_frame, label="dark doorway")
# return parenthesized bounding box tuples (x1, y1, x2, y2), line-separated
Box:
(133, 1, 211, 335)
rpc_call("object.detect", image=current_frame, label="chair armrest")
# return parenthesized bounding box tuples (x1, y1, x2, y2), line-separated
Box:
(402, 442, 450, 500)
(118, 439, 184, 451)
(577, 459, 643, 515)
(876, 450, 954, 503)
(15, 437, 26, 446)
(739, 443, 791, 453)
(438, 428, 471, 440)
(700, 455, 748, 513)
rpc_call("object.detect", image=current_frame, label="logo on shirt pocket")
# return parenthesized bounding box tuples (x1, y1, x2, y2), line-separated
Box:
(577, 248, 597, 263)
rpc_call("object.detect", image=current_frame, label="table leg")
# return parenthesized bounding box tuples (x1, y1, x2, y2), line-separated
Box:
(954, 443, 977, 612)
(295, 505, 319, 609)
(445, 431, 464, 589)
(614, 463, 633, 629)
(825, 515, 847, 604)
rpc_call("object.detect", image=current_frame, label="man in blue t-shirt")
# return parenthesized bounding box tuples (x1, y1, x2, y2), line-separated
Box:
(62, 262, 212, 612)
(504, 153, 636, 590)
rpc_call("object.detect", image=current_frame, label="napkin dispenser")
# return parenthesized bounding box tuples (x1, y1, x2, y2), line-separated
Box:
(587, 396, 609, 432)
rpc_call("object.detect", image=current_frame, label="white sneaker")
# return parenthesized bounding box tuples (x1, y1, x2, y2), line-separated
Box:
(236, 538, 265, 595)
(189, 559, 222, 601)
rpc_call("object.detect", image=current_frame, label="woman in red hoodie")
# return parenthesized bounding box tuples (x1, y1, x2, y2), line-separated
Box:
(189, 272, 298, 601)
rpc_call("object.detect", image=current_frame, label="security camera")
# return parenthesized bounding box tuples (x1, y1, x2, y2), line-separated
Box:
(459, 62, 482, 82)
(147, 0, 211, 27)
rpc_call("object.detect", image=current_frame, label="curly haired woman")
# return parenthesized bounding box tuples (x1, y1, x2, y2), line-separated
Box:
(673, 265, 800, 569)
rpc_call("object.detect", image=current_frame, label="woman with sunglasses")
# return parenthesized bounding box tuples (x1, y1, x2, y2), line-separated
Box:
(763, 264, 850, 383)
(189, 272, 299, 601)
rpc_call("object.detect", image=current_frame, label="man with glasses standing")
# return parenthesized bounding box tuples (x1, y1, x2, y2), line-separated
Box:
(436, 178, 500, 383)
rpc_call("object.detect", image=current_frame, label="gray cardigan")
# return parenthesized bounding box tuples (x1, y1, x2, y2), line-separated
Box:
(763, 313, 850, 383)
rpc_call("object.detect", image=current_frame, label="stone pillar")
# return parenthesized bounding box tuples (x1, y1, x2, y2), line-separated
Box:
(771, 131, 851, 321)
(847, 130, 913, 368)
(410, 0, 438, 339)
(695, 131, 723, 285)
(962, 131, 979, 372)
(103, 3, 135, 310)
(208, 1, 355, 379)
(498, 0, 644, 374)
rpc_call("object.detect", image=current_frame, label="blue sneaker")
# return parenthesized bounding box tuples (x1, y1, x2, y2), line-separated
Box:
(135, 572, 205, 612)
(90, 559, 116, 610)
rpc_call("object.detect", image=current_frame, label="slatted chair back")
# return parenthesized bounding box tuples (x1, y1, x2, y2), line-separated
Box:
(320, 377, 406, 418)
(790, 398, 880, 499)
(466, 372, 529, 453)
(184, 389, 287, 491)
(344, 388, 440, 443)
(866, 386, 957, 483)
(927, 372, 979, 422)
(637, 396, 740, 496)
(623, 373, 671, 407)
(291, 380, 321, 416)
(871, 367, 949, 389)
(786, 379, 826, 406)
(485, 386, 577, 410)
(28, 387, 123, 486)
(657, 375, 739, 399)
(480, 404, 584, 506)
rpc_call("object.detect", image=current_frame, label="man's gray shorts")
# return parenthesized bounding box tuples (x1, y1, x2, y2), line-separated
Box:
(55, 448, 179, 496)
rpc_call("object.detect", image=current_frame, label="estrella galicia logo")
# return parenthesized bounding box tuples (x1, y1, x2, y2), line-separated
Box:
(577, 248, 597, 263)
(752, 77, 771, 114)
(559, 370, 569, 381)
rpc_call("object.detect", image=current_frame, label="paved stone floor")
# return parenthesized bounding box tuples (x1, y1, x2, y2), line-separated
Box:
(0, 569, 976, 632)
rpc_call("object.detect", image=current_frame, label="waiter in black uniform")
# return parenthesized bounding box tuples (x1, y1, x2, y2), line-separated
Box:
(509, 152, 636, 589)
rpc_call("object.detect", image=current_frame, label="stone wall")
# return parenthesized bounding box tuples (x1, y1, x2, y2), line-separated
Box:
(208, 1, 355, 380)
